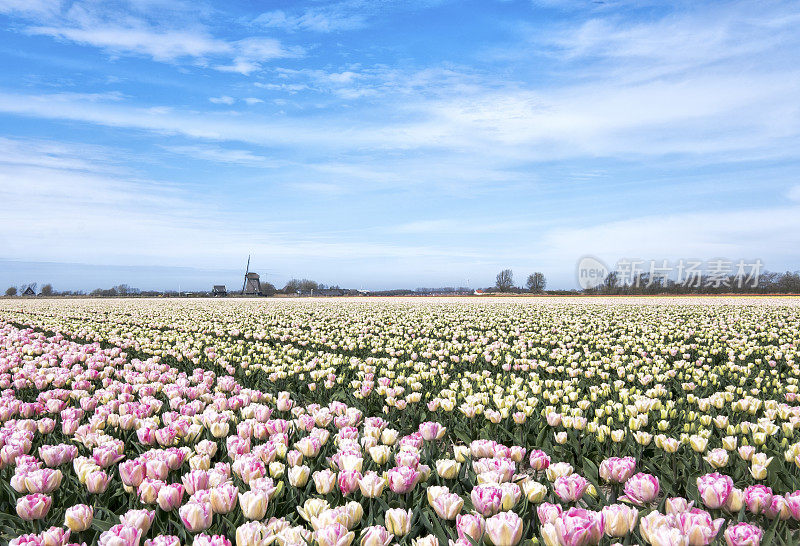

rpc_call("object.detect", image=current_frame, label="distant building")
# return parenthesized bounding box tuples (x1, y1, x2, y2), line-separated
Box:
(474, 289, 487, 295)
(243, 273, 263, 296)
(315, 288, 346, 297)
(212, 285, 227, 297)
(22, 287, 36, 296)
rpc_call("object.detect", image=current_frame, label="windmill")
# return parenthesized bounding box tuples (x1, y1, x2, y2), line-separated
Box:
(241, 255, 263, 296)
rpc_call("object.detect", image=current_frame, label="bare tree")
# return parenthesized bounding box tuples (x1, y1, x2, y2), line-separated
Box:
(495, 269, 514, 292)
(602, 272, 619, 293)
(40, 284, 54, 296)
(4, 286, 17, 296)
(526, 272, 546, 293)
(283, 279, 302, 293)
(299, 279, 320, 293)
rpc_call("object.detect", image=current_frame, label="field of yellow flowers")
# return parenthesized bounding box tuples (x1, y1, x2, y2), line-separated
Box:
(0, 296, 798, 546)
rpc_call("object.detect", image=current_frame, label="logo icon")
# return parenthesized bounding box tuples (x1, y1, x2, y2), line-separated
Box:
(576, 256, 609, 290)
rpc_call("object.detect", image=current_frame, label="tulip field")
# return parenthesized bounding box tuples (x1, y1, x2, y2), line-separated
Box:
(2, 297, 800, 546)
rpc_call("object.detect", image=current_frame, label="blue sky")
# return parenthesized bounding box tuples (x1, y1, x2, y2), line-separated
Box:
(1, 0, 799, 291)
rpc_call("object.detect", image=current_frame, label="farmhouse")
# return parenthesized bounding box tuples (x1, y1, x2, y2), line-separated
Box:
(212, 285, 227, 297)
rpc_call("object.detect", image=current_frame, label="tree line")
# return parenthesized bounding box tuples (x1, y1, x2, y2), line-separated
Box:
(585, 270, 800, 294)
(490, 269, 547, 293)
(7, 269, 800, 297)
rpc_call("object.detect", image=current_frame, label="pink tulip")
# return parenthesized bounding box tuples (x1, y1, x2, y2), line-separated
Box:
(165, 448, 187, 470)
(139, 478, 166, 504)
(485, 511, 523, 546)
(598, 457, 636, 484)
(120, 459, 146, 487)
(724, 522, 763, 546)
(785, 490, 800, 520)
(16, 493, 52, 520)
(552, 507, 604, 546)
(765, 495, 791, 520)
(697, 473, 733, 509)
(639, 512, 685, 546)
(65, 503, 94, 532)
(601, 504, 638, 538)
(40, 526, 70, 546)
(337, 469, 361, 495)
(386, 465, 420, 494)
(93, 445, 124, 468)
(24, 468, 62, 494)
(210, 483, 238, 514)
(179, 501, 213, 533)
(471, 484, 503, 517)
(86, 470, 111, 494)
(137, 427, 156, 445)
(665, 496, 692, 515)
(621, 473, 659, 506)
(744, 485, 773, 515)
(529, 450, 551, 471)
(537, 502, 563, 525)
(157, 483, 185, 511)
(315, 522, 354, 546)
(738, 446, 756, 461)
(360, 525, 393, 546)
(418, 422, 446, 441)
(433, 492, 464, 520)
(313, 469, 337, 494)
(554, 474, 590, 503)
(456, 513, 486, 543)
(182, 470, 210, 495)
(120, 509, 156, 534)
(546, 412, 562, 427)
(99, 524, 143, 546)
(39, 444, 78, 467)
(395, 450, 420, 469)
(675, 508, 724, 546)
(145, 536, 182, 546)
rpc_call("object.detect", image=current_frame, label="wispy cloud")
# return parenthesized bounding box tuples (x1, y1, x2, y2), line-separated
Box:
(539, 206, 800, 269)
(0, 136, 127, 173)
(391, 218, 539, 235)
(254, 7, 366, 33)
(6, 1, 301, 74)
(0, 0, 60, 17)
(160, 144, 284, 166)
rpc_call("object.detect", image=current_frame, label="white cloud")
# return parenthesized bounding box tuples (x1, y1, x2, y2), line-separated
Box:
(0, 42, 798, 168)
(540, 207, 800, 266)
(209, 96, 235, 105)
(4, 1, 300, 74)
(161, 144, 283, 166)
(391, 219, 538, 234)
(0, 136, 127, 173)
(29, 25, 228, 61)
(253, 7, 366, 33)
(530, 1, 800, 87)
(0, 142, 484, 274)
(0, 0, 60, 17)
(288, 182, 347, 195)
(27, 25, 300, 73)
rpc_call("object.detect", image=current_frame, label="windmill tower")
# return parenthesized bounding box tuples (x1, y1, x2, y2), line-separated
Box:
(241, 255, 263, 296)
